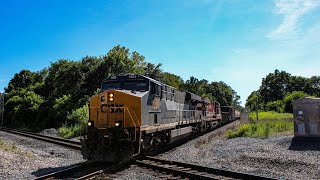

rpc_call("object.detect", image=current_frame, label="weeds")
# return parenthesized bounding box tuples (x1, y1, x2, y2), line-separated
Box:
(0, 139, 34, 157)
(227, 112, 294, 139)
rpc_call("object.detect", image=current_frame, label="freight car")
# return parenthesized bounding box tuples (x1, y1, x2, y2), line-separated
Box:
(81, 74, 228, 162)
(221, 106, 240, 124)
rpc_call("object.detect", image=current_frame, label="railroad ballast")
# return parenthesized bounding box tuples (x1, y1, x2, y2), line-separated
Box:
(80, 74, 240, 162)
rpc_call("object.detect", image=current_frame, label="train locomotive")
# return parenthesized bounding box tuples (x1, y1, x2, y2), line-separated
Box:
(81, 74, 238, 162)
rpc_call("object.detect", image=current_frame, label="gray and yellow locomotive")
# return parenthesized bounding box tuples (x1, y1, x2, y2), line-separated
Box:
(81, 74, 225, 162)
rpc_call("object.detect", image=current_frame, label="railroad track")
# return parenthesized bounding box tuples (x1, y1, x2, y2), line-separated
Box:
(35, 161, 112, 180)
(0, 128, 81, 150)
(136, 156, 276, 180)
(35, 159, 133, 180)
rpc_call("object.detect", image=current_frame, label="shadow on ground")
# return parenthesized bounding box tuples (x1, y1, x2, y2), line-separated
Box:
(289, 137, 320, 151)
(31, 163, 80, 177)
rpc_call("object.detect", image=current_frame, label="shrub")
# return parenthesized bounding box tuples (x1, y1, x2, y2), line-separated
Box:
(58, 124, 83, 139)
(265, 100, 284, 113)
(66, 104, 89, 126)
(227, 111, 294, 139)
(283, 91, 310, 113)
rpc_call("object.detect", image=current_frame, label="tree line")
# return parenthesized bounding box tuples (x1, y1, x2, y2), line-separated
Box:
(3, 45, 241, 133)
(246, 69, 320, 113)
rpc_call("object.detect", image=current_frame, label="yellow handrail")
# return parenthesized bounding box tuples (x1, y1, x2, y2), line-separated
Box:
(105, 107, 140, 142)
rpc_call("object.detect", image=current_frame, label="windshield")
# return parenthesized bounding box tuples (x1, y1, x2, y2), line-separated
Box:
(102, 78, 148, 91)
(102, 80, 121, 90)
(123, 79, 148, 91)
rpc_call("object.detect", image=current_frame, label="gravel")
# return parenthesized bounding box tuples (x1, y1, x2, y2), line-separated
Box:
(158, 134, 320, 179)
(39, 128, 59, 137)
(0, 131, 84, 179)
(96, 165, 162, 180)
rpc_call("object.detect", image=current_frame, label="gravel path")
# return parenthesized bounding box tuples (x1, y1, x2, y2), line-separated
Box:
(0, 131, 84, 179)
(158, 134, 320, 179)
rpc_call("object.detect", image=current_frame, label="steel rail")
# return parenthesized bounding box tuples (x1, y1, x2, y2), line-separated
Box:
(0, 128, 81, 150)
(35, 161, 111, 180)
(35, 159, 132, 180)
(136, 156, 277, 180)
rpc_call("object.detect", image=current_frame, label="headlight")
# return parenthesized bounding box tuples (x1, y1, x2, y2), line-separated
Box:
(101, 96, 105, 102)
(109, 93, 114, 102)
(115, 122, 120, 127)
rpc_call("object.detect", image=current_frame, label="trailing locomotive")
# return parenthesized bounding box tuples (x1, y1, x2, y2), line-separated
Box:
(80, 74, 238, 162)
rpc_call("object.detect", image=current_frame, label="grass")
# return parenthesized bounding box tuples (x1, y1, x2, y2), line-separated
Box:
(249, 111, 293, 121)
(0, 139, 34, 157)
(227, 111, 294, 139)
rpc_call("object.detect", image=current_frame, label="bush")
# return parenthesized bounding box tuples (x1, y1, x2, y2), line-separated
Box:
(57, 124, 83, 139)
(66, 105, 89, 126)
(57, 105, 88, 138)
(283, 91, 310, 113)
(265, 100, 284, 113)
(227, 111, 294, 139)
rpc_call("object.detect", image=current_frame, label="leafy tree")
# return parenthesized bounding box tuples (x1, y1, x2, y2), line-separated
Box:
(144, 62, 163, 80)
(5, 91, 44, 128)
(310, 76, 320, 97)
(161, 72, 184, 89)
(259, 69, 291, 104)
(283, 91, 310, 113)
(206, 81, 234, 106)
(5, 70, 43, 94)
(265, 100, 284, 113)
(245, 91, 262, 112)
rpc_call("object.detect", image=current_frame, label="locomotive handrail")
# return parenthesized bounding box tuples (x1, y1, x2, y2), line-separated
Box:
(104, 106, 140, 143)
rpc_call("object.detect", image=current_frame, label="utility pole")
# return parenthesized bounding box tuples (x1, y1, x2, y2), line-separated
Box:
(0, 93, 4, 127)
(256, 92, 259, 121)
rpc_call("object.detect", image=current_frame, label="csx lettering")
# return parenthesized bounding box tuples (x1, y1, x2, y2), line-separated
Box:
(107, 104, 124, 113)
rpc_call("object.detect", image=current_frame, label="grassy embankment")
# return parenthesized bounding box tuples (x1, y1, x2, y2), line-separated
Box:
(227, 111, 294, 139)
(0, 139, 33, 157)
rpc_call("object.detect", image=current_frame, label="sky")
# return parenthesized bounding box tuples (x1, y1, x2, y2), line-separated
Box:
(1, 0, 320, 106)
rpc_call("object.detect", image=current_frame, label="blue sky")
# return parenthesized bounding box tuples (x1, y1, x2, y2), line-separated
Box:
(1, 0, 320, 106)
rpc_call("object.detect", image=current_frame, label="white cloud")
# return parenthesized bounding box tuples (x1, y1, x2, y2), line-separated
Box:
(268, 0, 320, 39)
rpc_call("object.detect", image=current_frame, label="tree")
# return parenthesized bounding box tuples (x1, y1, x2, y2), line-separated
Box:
(259, 69, 291, 104)
(161, 72, 184, 89)
(4, 91, 44, 128)
(310, 76, 320, 97)
(207, 81, 234, 106)
(283, 91, 310, 113)
(144, 62, 163, 81)
(265, 100, 284, 113)
(5, 70, 43, 94)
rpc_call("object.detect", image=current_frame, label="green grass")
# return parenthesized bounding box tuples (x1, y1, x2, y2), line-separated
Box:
(227, 111, 294, 139)
(249, 111, 293, 121)
(0, 139, 34, 157)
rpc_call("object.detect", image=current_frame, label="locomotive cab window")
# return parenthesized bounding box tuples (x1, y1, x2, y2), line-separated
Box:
(123, 79, 148, 91)
(102, 80, 121, 90)
(150, 82, 161, 96)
